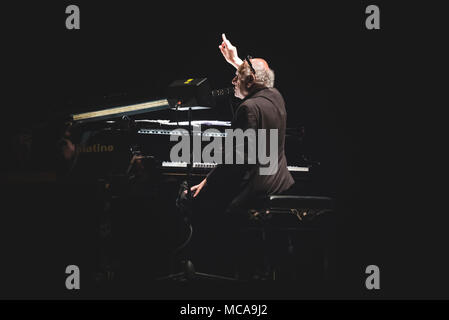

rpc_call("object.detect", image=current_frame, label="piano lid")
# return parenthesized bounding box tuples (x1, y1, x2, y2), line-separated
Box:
(71, 99, 171, 123)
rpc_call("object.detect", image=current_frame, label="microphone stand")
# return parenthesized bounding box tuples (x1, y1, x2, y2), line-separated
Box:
(156, 98, 236, 281)
(187, 101, 193, 199)
(157, 99, 196, 280)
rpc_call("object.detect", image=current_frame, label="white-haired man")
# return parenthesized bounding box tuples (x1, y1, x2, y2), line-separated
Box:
(190, 34, 294, 212)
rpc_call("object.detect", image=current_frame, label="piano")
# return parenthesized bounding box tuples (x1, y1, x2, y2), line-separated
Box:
(50, 71, 335, 286)
(64, 95, 313, 186)
(59, 94, 320, 282)
(160, 161, 310, 176)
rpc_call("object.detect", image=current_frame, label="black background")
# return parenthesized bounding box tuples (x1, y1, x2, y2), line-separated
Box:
(0, 1, 447, 299)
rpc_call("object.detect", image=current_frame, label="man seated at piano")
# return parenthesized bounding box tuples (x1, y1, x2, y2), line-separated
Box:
(189, 34, 294, 214)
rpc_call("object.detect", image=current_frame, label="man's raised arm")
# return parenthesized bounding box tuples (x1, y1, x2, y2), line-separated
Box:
(219, 33, 243, 69)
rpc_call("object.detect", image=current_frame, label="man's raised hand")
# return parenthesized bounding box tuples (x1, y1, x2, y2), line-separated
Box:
(219, 33, 243, 69)
(188, 178, 207, 198)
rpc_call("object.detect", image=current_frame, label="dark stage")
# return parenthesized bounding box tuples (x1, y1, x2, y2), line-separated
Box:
(0, 1, 447, 300)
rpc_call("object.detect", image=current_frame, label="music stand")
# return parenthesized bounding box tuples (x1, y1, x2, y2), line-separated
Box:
(157, 78, 236, 281)
(166, 78, 215, 198)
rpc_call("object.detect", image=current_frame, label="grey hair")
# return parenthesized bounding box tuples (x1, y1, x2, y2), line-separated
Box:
(253, 64, 275, 88)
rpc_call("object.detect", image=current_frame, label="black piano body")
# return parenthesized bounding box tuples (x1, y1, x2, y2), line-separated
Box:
(57, 99, 321, 283)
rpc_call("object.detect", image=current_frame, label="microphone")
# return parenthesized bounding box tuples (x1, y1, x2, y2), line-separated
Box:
(211, 87, 234, 97)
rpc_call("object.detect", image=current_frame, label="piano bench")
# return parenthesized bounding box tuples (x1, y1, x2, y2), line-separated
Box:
(245, 195, 334, 226)
(234, 195, 335, 281)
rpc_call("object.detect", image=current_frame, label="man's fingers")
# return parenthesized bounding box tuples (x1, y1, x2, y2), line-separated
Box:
(222, 33, 232, 47)
(192, 187, 200, 197)
(190, 184, 203, 197)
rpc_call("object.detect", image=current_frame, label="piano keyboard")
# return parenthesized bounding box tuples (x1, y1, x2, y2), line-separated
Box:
(161, 161, 309, 172)
(138, 129, 227, 138)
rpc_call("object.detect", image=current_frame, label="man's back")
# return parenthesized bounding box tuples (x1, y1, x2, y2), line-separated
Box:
(225, 87, 294, 210)
(242, 87, 293, 192)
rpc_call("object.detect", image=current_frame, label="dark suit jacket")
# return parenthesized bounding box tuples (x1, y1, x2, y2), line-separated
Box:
(206, 87, 294, 210)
